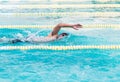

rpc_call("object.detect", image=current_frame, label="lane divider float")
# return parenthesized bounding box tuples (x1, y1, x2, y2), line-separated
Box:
(0, 24, 119, 28)
(18, 4, 120, 9)
(13, 12, 120, 17)
(0, 45, 120, 50)
(0, 12, 119, 18)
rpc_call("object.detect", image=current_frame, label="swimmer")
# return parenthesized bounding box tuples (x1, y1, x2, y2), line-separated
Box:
(0, 23, 82, 43)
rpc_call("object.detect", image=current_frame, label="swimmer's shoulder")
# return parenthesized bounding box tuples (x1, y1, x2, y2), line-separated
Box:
(47, 33, 58, 37)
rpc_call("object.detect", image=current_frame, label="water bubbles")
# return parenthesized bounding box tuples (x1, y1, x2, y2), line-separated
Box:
(16, 33, 24, 38)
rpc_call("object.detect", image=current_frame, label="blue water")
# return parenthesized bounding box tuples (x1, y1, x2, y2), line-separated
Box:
(0, 28, 120, 46)
(0, 49, 120, 82)
(0, 0, 120, 82)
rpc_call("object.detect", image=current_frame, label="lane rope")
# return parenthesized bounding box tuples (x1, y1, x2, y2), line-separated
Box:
(0, 45, 120, 50)
(0, 12, 117, 17)
(24, 0, 120, 2)
(20, 4, 120, 8)
(13, 12, 120, 17)
(1, 4, 117, 9)
(0, 12, 119, 18)
(0, 24, 119, 28)
(51, 0, 120, 2)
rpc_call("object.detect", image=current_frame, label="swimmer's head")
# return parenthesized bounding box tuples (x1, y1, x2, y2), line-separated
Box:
(57, 33, 68, 39)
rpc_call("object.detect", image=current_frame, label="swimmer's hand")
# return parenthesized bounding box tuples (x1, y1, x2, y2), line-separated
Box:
(72, 24, 82, 30)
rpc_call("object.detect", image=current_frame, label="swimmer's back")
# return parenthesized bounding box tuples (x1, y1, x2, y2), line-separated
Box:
(26, 36, 57, 43)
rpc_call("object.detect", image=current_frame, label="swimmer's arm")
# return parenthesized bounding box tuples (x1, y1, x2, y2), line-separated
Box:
(50, 23, 82, 36)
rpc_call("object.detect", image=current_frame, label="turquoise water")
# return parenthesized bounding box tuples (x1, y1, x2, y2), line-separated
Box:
(0, 49, 120, 82)
(0, 0, 120, 82)
(0, 28, 120, 46)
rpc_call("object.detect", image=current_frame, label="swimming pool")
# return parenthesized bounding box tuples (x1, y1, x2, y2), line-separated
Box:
(0, 49, 120, 82)
(0, 0, 120, 82)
